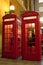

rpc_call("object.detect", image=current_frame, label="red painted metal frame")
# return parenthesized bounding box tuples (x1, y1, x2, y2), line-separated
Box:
(2, 14, 18, 58)
(21, 11, 42, 60)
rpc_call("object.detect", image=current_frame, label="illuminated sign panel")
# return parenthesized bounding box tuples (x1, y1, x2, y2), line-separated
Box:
(23, 16, 37, 20)
(4, 18, 15, 22)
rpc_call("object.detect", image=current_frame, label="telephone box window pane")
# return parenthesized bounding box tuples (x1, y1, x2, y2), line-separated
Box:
(41, 29, 43, 33)
(4, 24, 13, 38)
(4, 24, 13, 48)
(25, 23, 35, 46)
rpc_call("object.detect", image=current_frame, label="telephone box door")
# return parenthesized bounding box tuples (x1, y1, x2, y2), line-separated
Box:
(2, 14, 18, 58)
(3, 24, 14, 58)
(21, 11, 41, 60)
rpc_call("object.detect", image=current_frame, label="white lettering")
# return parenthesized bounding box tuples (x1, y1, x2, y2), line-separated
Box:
(4, 18, 15, 22)
(24, 16, 37, 20)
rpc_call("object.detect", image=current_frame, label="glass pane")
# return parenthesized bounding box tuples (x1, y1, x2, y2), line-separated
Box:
(4, 24, 13, 51)
(25, 23, 35, 47)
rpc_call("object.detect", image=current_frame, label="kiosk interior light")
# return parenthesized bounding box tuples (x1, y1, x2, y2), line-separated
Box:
(32, 23, 35, 27)
(29, 24, 31, 27)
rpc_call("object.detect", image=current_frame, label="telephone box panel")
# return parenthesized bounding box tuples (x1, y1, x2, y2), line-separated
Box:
(40, 26, 43, 55)
(2, 14, 18, 58)
(21, 11, 41, 60)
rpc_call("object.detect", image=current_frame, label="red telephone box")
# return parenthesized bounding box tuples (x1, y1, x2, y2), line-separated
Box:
(21, 11, 41, 60)
(2, 14, 21, 58)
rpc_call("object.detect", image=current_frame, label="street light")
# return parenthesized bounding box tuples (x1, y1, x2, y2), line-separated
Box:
(10, 5, 15, 13)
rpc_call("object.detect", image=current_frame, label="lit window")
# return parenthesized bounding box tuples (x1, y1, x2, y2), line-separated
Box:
(39, 0, 43, 3)
(41, 27, 43, 33)
(40, 17, 43, 22)
(41, 27, 43, 29)
(39, 7, 43, 12)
